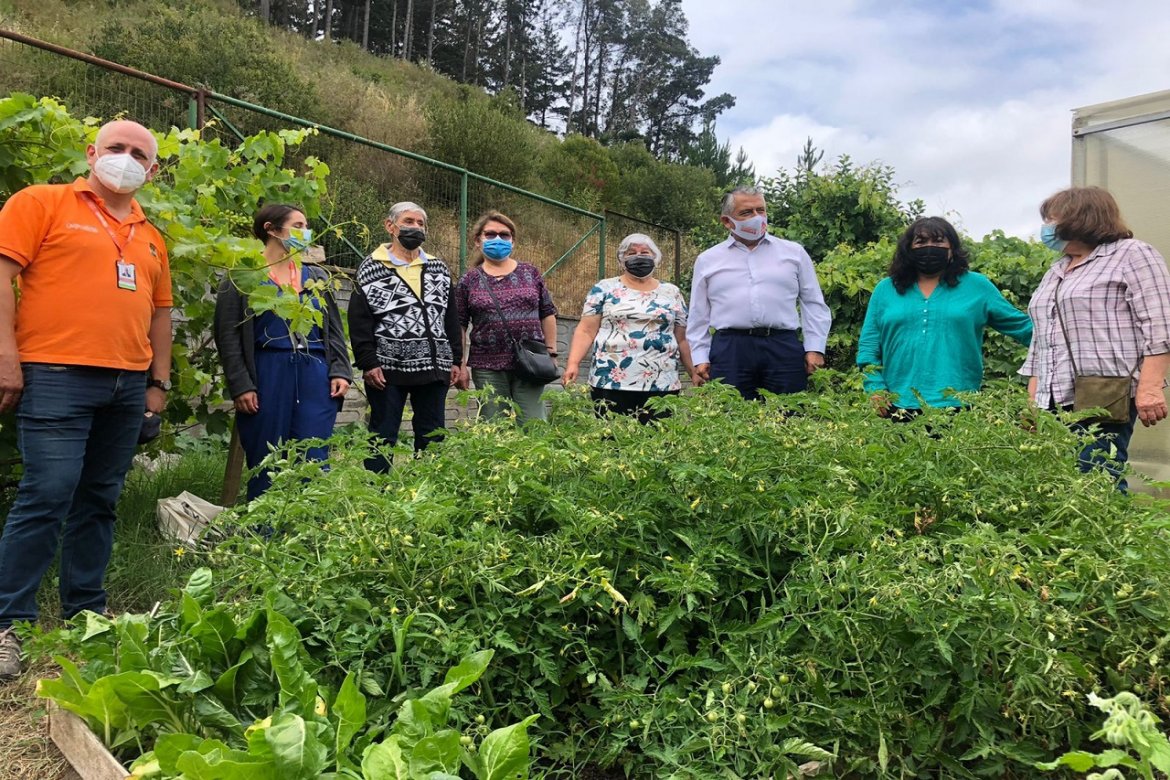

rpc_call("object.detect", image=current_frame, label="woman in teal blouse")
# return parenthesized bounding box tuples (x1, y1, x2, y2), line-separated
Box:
(857, 217, 1032, 416)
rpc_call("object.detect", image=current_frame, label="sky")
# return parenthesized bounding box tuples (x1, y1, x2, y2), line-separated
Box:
(679, 0, 1170, 239)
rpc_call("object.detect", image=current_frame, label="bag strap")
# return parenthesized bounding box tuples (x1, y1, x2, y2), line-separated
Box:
(1052, 275, 1140, 380)
(1052, 277, 1081, 378)
(477, 270, 520, 349)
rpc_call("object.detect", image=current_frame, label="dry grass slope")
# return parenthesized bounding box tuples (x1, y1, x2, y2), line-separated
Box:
(0, 662, 76, 780)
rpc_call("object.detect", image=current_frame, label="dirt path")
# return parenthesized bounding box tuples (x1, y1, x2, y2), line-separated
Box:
(0, 662, 77, 780)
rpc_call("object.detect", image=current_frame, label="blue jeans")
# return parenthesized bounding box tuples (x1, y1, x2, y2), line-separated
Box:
(0, 364, 146, 627)
(1071, 401, 1138, 491)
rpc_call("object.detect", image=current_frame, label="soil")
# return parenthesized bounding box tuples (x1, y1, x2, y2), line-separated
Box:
(0, 661, 76, 780)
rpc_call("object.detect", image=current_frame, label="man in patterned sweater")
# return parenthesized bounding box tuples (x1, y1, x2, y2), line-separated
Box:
(348, 202, 461, 472)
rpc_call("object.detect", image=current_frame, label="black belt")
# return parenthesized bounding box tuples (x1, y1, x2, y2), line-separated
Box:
(717, 327, 794, 337)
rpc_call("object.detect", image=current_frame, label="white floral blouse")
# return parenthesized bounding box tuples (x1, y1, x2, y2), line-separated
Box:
(582, 278, 688, 392)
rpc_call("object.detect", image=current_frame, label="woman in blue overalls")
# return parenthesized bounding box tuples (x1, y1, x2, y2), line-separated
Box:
(214, 203, 352, 500)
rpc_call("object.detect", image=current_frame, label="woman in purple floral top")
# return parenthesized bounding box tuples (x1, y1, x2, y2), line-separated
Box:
(455, 211, 558, 422)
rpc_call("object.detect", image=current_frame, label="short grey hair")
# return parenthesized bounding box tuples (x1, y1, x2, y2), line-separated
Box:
(617, 233, 662, 265)
(720, 186, 764, 217)
(387, 201, 427, 225)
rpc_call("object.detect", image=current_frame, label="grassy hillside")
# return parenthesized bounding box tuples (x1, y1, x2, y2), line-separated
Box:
(0, 0, 709, 306)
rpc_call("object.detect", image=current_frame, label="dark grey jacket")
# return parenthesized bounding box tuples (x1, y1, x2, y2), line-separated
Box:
(213, 265, 353, 400)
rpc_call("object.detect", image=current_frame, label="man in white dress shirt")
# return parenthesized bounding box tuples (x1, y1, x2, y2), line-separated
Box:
(687, 186, 831, 400)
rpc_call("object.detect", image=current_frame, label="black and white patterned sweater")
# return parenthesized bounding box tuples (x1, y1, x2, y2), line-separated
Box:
(348, 246, 463, 386)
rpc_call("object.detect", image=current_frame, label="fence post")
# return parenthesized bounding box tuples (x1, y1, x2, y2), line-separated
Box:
(195, 89, 207, 130)
(674, 229, 682, 285)
(597, 218, 607, 280)
(459, 171, 468, 274)
(187, 92, 199, 130)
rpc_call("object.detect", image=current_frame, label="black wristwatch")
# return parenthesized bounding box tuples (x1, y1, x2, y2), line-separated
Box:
(147, 377, 172, 392)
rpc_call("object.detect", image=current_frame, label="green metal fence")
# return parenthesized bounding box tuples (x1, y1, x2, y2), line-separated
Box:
(0, 28, 684, 309)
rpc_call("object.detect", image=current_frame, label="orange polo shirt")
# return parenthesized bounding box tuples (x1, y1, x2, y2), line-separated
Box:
(0, 178, 172, 371)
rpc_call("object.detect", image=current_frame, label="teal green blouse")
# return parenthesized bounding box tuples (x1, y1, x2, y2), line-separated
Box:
(857, 272, 1033, 408)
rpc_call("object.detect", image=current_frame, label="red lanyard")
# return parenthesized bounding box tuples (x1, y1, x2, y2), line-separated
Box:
(83, 196, 136, 258)
(270, 260, 301, 291)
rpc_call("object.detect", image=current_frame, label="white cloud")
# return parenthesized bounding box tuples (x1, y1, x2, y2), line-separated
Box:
(682, 0, 1170, 238)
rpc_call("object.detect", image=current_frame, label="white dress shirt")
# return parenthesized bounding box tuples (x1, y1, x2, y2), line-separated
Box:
(686, 234, 832, 364)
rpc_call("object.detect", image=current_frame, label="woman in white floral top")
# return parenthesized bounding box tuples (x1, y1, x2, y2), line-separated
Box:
(563, 233, 698, 422)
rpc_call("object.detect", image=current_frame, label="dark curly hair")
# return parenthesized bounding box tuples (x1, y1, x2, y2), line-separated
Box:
(889, 216, 970, 294)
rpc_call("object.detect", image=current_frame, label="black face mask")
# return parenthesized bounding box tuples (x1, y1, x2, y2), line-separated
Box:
(623, 255, 656, 278)
(909, 245, 950, 275)
(396, 227, 426, 251)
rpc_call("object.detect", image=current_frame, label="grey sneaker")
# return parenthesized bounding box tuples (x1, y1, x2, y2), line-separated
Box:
(0, 627, 21, 680)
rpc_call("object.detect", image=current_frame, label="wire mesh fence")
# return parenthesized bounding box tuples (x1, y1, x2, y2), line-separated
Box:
(0, 28, 683, 313)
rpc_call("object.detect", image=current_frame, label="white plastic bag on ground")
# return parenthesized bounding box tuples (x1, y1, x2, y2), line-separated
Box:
(157, 491, 226, 548)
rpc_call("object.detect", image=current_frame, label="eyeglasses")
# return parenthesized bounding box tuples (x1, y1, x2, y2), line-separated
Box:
(482, 230, 512, 240)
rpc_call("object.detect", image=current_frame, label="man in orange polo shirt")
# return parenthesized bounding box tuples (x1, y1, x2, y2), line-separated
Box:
(0, 120, 173, 679)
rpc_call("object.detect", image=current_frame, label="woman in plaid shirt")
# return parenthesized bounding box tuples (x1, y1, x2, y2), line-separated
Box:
(1021, 187, 1170, 487)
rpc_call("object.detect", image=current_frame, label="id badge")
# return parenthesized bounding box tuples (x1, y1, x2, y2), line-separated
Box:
(116, 260, 137, 291)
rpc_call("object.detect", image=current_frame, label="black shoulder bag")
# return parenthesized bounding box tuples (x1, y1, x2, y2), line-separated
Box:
(479, 272, 559, 385)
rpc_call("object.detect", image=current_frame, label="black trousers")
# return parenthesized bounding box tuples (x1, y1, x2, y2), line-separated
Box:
(590, 387, 678, 424)
(365, 380, 448, 472)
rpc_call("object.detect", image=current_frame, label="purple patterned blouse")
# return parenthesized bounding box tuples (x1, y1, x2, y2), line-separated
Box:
(455, 262, 558, 371)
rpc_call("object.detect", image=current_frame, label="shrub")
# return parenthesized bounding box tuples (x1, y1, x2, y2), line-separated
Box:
(538, 134, 621, 211)
(424, 86, 538, 189)
(89, 0, 320, 120)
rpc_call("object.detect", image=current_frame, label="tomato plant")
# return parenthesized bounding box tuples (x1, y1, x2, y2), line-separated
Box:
(179, 380, 1170, 778)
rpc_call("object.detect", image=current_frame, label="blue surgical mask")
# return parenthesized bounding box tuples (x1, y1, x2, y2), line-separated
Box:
(1040, 223, 1067, 253)
(282, 226, 312, 252)
(482, 237, 513, 261)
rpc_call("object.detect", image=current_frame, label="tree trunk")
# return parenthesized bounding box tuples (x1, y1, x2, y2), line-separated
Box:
(391, 0, 399, 56)
(472, 15, 484, 84)
(427, 0, 438, 63)
(579, 0, 595, 135)
(462, 1, 472, 80)
(259, 0, 270, 24)
(403, 0, 414, 60)
(323, 0, 334, 40)
(362, 0, 372, 50)
(565, 1, 585, 135)
(503, 5, 512, 87)
(594, 37, 606, 135)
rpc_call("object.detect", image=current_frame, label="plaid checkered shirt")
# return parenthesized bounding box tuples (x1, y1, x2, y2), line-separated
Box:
(1021, 238, 1170, 409)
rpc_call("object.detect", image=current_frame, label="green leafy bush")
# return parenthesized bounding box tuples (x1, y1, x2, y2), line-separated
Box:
(424, 87, 539, 190)
(191, 382, 1170, 778)
(761, 155, 922, 263)
(538, 134, 620, 211)
(33, 569, 538, 779)
(89, 0, 320, 120)
(1038, 691, 1170, 779)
